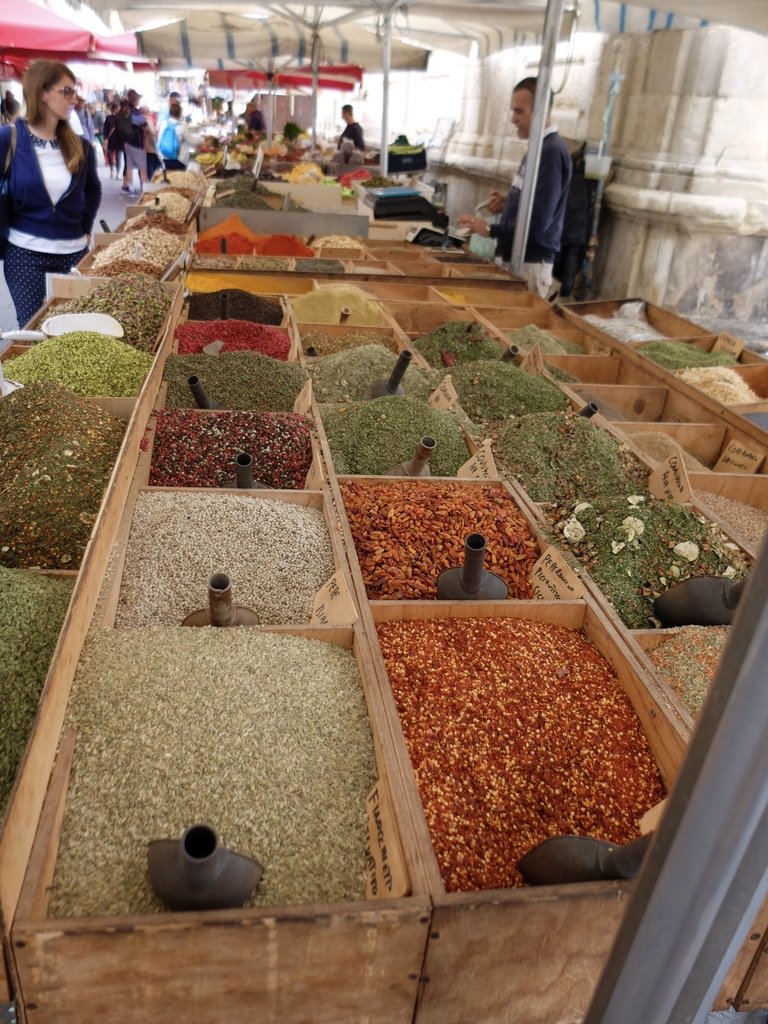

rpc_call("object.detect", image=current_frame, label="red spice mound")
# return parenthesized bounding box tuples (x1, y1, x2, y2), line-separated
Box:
(377, 617, 666, 892)
(175, 319, 291, 359)
(196, 234, 255, 255)
(255, 234, 314, 257)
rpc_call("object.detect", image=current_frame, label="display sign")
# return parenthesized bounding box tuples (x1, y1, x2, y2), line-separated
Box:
(519, 343, 547, 376)
(649, 453, 692, 503)
(530, 546, 585, 601)
(428, 376, 460, 411)
(365, 779, 410, 899)
(305, 447, 324, 490)
(711, 333, 745, 359)
(457, 440, 498, 480)
(310, 572, 357, 625)
(714, 439, 764, 474)
(293, 378, 313, 415)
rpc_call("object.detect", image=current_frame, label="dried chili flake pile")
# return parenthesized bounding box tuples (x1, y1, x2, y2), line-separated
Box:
(0, 382, 124, 568)
(378, 617, 665, 891)
(175, 319, 291, 358)
(340, 480, 539, 599)
(149, 410, 312, 489)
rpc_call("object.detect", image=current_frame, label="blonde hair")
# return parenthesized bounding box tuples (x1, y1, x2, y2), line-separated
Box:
(23, 60, 85, 173)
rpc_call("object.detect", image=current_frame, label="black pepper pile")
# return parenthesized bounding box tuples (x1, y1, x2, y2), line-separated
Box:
(163, 352, 308, 412)
(188, 289, 283, 325)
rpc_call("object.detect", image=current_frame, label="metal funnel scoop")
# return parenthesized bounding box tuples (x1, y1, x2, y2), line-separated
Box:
(518, 832, 652, 886)
(361, 350, 412, 401)
(182, 572, 259, 627)
(188, 374, 224, 410)
(436, 533, 508, 600)
(385, 435, 436, 477)
(222, 452, 269, 490)
(653, 575, 745, 627)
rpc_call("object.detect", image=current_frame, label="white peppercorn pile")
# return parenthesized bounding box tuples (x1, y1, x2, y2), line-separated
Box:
(114, 491, 335, 627)
(48, 627, 376, 917)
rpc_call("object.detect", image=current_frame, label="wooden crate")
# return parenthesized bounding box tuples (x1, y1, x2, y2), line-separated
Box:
(296, 322, 408, 362)
(633, 333, 768, 368)
(379, 301, 481, 337)
(356, 282, 451, 304)
(559, 298, 712, 342)
(474, 306, 594, 350)
(185, 271, 316, 297)
(615, 422, 768, 476)
(430, 282, 528, 306)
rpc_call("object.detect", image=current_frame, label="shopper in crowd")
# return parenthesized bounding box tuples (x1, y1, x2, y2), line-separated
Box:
(0, 60, 100, 328)
(103, 101, 123, 179)
(90, 102, 105, 151)
(245, 99, 266, 133)
(2, 89, 20, 122)
(458, 77, 571, 298)
(338, 104, 364, 151)
(141, 105, 162, 182)
(158, 101, 195, 170)
(119, 88, 147, 194)
(74, 94, 96, 145)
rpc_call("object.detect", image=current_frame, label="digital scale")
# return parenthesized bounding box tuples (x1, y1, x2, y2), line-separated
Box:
(363, 186, 439, 220)
(405, 225, 468, 249)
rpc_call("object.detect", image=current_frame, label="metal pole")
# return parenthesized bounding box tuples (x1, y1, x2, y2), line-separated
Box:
(584, 536, 768, 1024)
(509, 0, 566, 275)
(380, 5, 392, 177)
(310, 29, 320, 153)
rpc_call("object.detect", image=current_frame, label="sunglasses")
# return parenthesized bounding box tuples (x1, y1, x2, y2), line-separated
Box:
(52, 86, 77, 99)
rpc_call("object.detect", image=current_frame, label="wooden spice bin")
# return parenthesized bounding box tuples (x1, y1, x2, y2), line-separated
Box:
(185, 270, 316, 297)
(558, 297, 712, 344)
(379, 301, 486, 337)
(613, 421, 768, 477)
(296, 322, 409, 362)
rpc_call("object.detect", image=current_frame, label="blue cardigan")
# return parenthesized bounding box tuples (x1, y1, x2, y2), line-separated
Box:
(4, 119, 101, 242)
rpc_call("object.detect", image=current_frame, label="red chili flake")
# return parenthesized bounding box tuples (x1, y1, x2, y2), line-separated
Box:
(148, 409, 312, 489)
(175, 319, 291, 359)
(255, 234, 314, 257)
(196, 234, 256, 255)
(440, 350, 456, 367)
(376, 617, 666, 892)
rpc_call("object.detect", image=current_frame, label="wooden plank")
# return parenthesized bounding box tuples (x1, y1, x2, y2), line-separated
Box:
(688, 471, 768, 508)
(616, 422, 727, 468)
(543, 354, 622, 384)
(563, 383, 669, 422)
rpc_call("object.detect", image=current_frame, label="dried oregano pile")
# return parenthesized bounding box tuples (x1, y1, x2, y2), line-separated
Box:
(550, 494, 751, 628)
(449, 361, 567, 425)
(48, 628, 375, 917)
(647, 625, 730, 718)
(115, 491, 334, 627)
(5, 332, 153, 397)
(412, 320, 502, 367)
(505, 324, 585, 355)
(0, 567, 74, 813)
(636, 340, 737, 372)
(55, 273, 172, 351)
(321, 396, 470, 476)
(496, 411, 648, 504)
(0, 382, 124, 568)
(163, 351, 307, 412)
(301, 327, 399, 357)
(307, 345, 437, 403)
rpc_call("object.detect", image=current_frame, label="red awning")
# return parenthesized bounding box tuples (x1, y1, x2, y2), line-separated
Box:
(207, 65, 363, 93)
(0, 0, 92, 55)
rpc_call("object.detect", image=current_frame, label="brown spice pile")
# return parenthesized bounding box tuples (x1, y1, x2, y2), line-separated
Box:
(647, 626, 729, 718)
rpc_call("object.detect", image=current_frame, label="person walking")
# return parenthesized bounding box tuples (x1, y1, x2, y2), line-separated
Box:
(158, 101, 195, 170)
(0, 60, 100, 328)
(119, 88, 147, 194)
(141, 106, 162, 182)
(458, 77, 571, 298)
(103, 101, 123, 179)
(74, 95, 96, 145)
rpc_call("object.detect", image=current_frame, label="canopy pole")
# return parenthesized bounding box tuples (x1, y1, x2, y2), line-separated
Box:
(509, 0, 566, 275)
(380, 5, 392, 177)
(310, 29, 320, 154)
(583, 535, 768, 1024)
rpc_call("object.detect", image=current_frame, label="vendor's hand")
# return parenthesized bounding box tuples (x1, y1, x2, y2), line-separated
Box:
(486, 191, 505, 214)
(458, 214, 490, 237)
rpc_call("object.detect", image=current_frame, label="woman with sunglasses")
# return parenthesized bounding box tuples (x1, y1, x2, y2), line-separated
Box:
(0, 60, 101, 327)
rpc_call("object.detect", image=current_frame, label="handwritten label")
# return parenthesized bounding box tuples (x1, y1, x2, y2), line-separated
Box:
(304, 447, 324, 490)
(519, 343, 547, 377)
(365, 779, 410, 899)
(428, 375, 460, 411)
(649, 453, 691, 503)
(712, 332, 745, 359)
(586, 336, 612, 356)
(457, 440, 498, 480)
(293, 378, 313, 416)
(714, 439, 764, 474)
(530, 546, 585, 601)
(310, 572, 357, 625)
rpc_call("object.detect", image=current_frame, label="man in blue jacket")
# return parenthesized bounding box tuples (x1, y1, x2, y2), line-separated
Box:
(459, 77, 571, 298)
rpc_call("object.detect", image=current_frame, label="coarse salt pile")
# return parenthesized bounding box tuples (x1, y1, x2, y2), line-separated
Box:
(674, 366, 762, 405)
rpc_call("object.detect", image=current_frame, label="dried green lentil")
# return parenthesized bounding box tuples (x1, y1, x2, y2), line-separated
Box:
(48, 627, 375, 917)
(115, 491, 335, 626)
(505, 324, 584, 355)
(550, 494, 751, 629)
(294, 258, 345, 274)
(0, 382, 124, 568)
(321, 396, 470, 476)
(647, 626, 729, 718)
(0, 566, 74, 813)
(5, 331, 153, 397)
(308, 344, 437, 403)
(412, 320, 502, 367)
(290, 285, 387, 326)
(636, 340, 737, 371)
(449, 360, 567, 425)
(692, 490, 768, 547)
(55, 274, 172, 351)
(188, 289, 283, 325)
(301, 328, 399, 357)
(238, 255, 294, 271)
(164, 351, 307, 412)
(496, 411, 648, 504)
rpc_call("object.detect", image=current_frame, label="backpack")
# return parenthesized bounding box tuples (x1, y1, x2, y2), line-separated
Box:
(158, 120, 179, 160)
(117, 108, 140, 147)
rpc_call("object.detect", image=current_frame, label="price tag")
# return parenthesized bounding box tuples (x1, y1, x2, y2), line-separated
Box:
(519, 343, 547, 376)
(649, 453, 691, 503)
(365, 779, 410, 899)
(457, 440, 498, 480)
(712, 333, 745, 359)
(428, 376, 460, 411)
(714, 438, 765, 474)
(530, 546, 585, 601)
(293, 378, 313, 415)
(310, 572, 357, 625)
(304, 447, 324, 490)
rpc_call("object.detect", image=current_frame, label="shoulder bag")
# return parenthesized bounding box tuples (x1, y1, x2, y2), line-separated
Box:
(0, 123, 17, 259)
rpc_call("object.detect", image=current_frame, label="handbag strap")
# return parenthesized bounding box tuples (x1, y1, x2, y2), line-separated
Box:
(1, 124, 17, 176)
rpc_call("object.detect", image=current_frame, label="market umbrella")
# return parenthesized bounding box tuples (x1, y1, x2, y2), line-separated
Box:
(207, 64, 362, 92)
(0, 0, 92, 56)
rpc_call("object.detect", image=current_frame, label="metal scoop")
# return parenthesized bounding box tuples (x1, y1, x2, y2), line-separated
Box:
(653, 575, 745, 627)
(0, 312, 124, 352)
(361, 350, 412, 401)
(182, 572, 259, 627)
(518, 832, 653, 886)
(436, 533, 508, 600)
(385, 435, 436, 477)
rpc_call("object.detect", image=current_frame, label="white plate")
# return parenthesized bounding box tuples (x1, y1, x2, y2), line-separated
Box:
(41, 313, 124, 338)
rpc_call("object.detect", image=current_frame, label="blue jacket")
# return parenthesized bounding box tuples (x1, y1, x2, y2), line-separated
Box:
(3, 119, 101, 242)
(489, 130, 572, 264)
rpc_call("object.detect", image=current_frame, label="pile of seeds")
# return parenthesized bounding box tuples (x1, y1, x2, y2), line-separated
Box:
(290, 284, 386, 326)
(48, 627, 375, 917)
(0, 567, 74, 813)
(140, 191, 191, 220)
(115, 491, 334, 626)
(188, 289, 283, 325)
(5, 332, 153, 397)
(238, 256, 294, 271)
(295, 258, 345, 274)
(149, 410, 312, 489)
(636, 340, 737, 371)
(647, 625, 729, 718)
(308, 345, 436, 403)
(377, 617, 665, 891)
(192, 255, 240, 269)
(0, 382, 124, 568)
(412, 321, 502, 367)
(91, 229, 183, 271)
(322, 397, 469, 477)
(301, 327, 399, 357)
(175, 319, 290, 358)
(449, 360, 568, 424)
(164, 352, 307, 412)
(692, 490, 768, 547)
(313, 235, 364, 249)
(55, 274, 172, 351)
(124, 211, 189, 236)
(675, 367, 762, 405)
(90, 259, 163, 279)
(496, 412, 648, 504)
(506, 324, 585, 355)
(158, 170, 204, 188)
(583, 312, 667, 342)
(340, 479, 539, 599)
(550, 494, 751, 628)
(626, 430, 710, 472)
(215, 177, 308, 212)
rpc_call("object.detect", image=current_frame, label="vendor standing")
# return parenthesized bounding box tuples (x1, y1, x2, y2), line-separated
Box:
(338, 104, 364, 151)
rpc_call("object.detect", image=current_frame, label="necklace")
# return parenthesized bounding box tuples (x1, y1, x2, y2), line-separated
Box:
(28, 130, 60, 150)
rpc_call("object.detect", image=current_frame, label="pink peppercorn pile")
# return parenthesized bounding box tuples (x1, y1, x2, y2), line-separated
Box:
(376, 617, 666, 892)
(148, 409, 312, 489)
(175, 319, 291, 359)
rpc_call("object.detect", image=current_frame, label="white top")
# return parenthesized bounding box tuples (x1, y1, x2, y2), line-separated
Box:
(8, 138, 88, 254)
